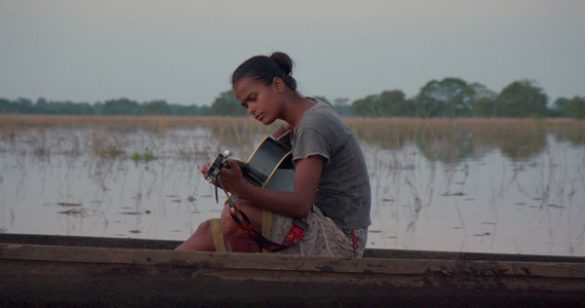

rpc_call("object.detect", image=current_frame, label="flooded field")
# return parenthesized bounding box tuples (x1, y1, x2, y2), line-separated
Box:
(1, 115, 584, 256)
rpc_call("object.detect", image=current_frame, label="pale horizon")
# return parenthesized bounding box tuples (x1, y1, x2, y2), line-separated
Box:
(1, 0, 584, 105)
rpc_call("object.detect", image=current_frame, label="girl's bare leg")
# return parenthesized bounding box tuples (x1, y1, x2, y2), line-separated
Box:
(176, 199, 264, 252)
(220, 200, 263, 252)
(175, 220, 215, 251)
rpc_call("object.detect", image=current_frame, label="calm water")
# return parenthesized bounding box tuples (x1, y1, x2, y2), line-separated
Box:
(1, 118, 584, 256)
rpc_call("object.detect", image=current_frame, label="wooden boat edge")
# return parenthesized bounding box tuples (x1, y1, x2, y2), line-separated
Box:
(1, 232, 584, 263)
(2, 233, 585, 306)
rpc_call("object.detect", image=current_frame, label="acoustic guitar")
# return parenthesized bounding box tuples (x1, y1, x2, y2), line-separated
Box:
(206, 131, 308, 251)
(206, 131, 294, 193)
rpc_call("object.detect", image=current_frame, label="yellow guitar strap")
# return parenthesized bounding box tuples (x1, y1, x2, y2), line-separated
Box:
(209, 218, 226, 252)
(261, 210, 273, 245)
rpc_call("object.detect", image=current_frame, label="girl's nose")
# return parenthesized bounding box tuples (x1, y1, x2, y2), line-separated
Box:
(247, 105, 256, 115)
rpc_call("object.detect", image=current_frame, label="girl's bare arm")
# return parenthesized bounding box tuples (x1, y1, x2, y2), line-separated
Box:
(219, 156, 323, 218)
(271, 122, 292, 139)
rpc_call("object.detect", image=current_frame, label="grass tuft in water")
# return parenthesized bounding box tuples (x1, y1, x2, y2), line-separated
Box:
(131, 148, 156, 163)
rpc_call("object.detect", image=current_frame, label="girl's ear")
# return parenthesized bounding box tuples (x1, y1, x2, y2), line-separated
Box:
(273, 77, 285, 93)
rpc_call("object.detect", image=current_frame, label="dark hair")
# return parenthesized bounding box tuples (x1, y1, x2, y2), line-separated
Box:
(231, 51, 297, 91)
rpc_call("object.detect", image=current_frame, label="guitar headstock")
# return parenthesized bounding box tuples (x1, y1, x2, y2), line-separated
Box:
(205, 150, 231, 184)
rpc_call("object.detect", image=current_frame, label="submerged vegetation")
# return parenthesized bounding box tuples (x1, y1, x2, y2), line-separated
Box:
(131, 148, 156, 163)
(1, 114, 584, 256)
(1, 115, 584, 165)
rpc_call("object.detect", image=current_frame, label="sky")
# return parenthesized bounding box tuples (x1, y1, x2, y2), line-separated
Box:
(1, 0, 584, 106)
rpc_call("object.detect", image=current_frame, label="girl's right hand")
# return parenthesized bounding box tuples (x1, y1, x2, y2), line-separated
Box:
(200, 163, 210, 179)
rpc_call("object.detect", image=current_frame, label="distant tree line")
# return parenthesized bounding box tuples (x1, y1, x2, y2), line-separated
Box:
(0, 97, 213, 116)
(343, 78, 584, 119)
(1, 78, 584, 119)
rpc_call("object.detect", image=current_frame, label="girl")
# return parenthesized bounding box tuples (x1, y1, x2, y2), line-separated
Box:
(177, 52, 371, 257)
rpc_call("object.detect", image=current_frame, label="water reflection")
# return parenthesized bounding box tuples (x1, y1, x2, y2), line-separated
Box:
(349, 118, 572, 163)
(0, 116, 584, 256)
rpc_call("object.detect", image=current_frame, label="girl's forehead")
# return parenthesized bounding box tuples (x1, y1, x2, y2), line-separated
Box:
(234, 77, 265, 95)
(235, 76, 261, 88)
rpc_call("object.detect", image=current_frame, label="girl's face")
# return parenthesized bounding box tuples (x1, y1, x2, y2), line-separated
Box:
(233, 76, 283, 125)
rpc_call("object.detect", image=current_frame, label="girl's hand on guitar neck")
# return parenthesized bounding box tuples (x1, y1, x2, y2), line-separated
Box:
(200, 163, 218, 185)
(200, 163, 209, 178)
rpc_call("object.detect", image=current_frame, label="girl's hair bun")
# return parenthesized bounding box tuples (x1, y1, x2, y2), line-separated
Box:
(270, 52, 293, 75)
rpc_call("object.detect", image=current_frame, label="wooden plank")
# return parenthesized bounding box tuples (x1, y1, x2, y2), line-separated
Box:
(2, 243, 585, 280)
(1, 254, 584, 306)
(3, 233, 585, 263)
(0, 233, 180, 249)
(1, 236, 585, 306)
(364, 247, 585, 263)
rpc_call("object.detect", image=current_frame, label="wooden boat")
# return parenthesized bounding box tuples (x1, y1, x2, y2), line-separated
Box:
(1, 233, 584, 306)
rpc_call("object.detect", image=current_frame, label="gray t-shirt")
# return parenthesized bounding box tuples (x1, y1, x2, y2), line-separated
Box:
(291, 99, 371, 230)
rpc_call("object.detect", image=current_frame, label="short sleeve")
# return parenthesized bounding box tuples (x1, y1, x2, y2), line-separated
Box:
(292, 127, 331, 165)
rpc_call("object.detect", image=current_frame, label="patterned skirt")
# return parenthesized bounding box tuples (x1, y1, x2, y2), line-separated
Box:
(267, 205, 367, 257)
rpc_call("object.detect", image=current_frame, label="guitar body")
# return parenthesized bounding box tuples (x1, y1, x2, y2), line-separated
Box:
(238, 132, 294, 192)
(228, 131, 306, 251)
